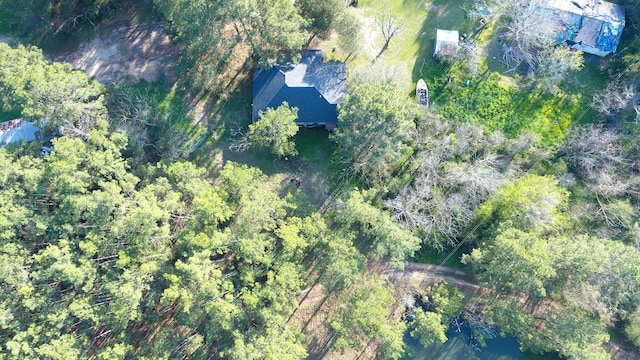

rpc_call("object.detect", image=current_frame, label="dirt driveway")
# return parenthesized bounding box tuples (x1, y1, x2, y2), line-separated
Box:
(48, 22, 181, 85)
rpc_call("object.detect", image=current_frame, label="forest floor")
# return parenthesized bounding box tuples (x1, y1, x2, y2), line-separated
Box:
(46, 21, 181, 86)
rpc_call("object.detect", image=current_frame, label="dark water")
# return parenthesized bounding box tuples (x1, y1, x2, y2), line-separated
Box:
(405, 324, 558, 360)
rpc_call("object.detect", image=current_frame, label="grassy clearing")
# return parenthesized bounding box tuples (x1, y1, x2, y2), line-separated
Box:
(340, 0, 605, 135)
(352, 0, 470, 94)
(413, 244, 466, 268)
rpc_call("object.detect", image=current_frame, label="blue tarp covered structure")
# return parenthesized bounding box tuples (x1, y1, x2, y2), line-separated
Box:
(536, 0, 625, 56)
(0, 119, 43, 145)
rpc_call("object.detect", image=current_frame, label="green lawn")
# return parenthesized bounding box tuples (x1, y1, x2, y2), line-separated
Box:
(412, 243, 466, 268)
(355, 0, 472, 94)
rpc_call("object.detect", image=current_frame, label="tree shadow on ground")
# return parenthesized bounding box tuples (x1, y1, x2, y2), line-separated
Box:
(189, 72, 336, 209)
(411, 0, 473, 90)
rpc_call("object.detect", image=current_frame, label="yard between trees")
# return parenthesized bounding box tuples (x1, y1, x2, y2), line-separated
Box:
(1, 0, 640, 359)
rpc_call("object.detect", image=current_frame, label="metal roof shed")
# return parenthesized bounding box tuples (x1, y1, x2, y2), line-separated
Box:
(434, 29, 459, 59)
(536, 0, 625, 56)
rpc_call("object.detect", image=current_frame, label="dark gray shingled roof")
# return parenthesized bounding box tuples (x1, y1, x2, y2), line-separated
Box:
(252, 50, 347, 126)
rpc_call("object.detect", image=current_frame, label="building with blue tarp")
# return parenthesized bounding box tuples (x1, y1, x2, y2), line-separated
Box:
(533, 0, 625, 56)
(0, 119, 44, 146)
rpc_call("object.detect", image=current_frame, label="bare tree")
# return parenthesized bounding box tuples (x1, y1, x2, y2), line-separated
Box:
(560, 125, 639, 236)
(495, 0, 556, 71)
(385, 118, 507, 250)
(375, 9, 403, 60)
(228, 127, 252, 153)
(534, 45, 583, 92)
(561, 125, 627, 190)
(454, 41, 480, 76)
(593, 80, 640, 123)
(108, 86, 195, 160)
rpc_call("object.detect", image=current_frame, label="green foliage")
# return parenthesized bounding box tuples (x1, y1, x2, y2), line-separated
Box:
(249, 102, 300, 157)
(154, 0, 308, 88)
(334, 190, 421, 269)
(250, 0, 309, 67)
(378, 322, 408, 360)
(313, 227, 366, 291)
(332, 81, 417, 184)
(624, 310, 640, 348)
(429, 283, 465, 320)
(0, 123, 330, 359)
(0, 43, 107, 136)
(226, 325, 308, 360)
(336, 9, 365, 57)
(482, 297, 555, 354)
(410, 309, 448, 347)
(484, 297, 610, 359)
(555, 235, 640, 321)
(476, 174, 570, 233)
(469, 224, 640, 350)
(109, 82, 203, 162)
(463, 228, 556, 298)
(436, 73, 579, 149)
(0, 0, 118, 43)
(328, 276, 395, 352)
(407, 282, 465, 349)
(0, 127, 169, 358)
(297, 0, 344, 39)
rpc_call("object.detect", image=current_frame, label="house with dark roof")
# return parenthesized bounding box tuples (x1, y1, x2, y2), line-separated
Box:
(252, 50, 347, 130)
(532, 0, 625, 56)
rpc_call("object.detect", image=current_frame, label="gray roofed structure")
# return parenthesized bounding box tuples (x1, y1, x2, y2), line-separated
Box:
(252, 50, 346, 130)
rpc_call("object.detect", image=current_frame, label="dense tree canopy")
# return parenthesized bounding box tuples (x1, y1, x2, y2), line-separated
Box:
(331, 81, 417, 184)
(0, 43, 107, 137)
(328, 276, 395, 352)
(334, 190, 421, 269)
(475, 174, 570, 233)
(0, 123, 349, 358)
(0, 0, 117, 42)
(248, 102, 299, 157)
(153, 0, 308, 88)
(297, 0, 344, 39)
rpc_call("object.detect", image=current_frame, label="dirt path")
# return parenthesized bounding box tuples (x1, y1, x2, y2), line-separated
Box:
(292, 261, 640, 360)
(47, 22, 181, 85)
(290, 262, 483, 360)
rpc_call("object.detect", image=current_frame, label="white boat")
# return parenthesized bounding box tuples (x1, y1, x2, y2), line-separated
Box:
(416, 79, 429, 108)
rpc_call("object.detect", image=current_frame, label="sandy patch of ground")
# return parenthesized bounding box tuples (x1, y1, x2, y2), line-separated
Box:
(49, 22, 181, 85)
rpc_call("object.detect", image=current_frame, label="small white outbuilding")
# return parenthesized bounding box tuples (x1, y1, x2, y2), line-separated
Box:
(434, 29, 459, 59)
